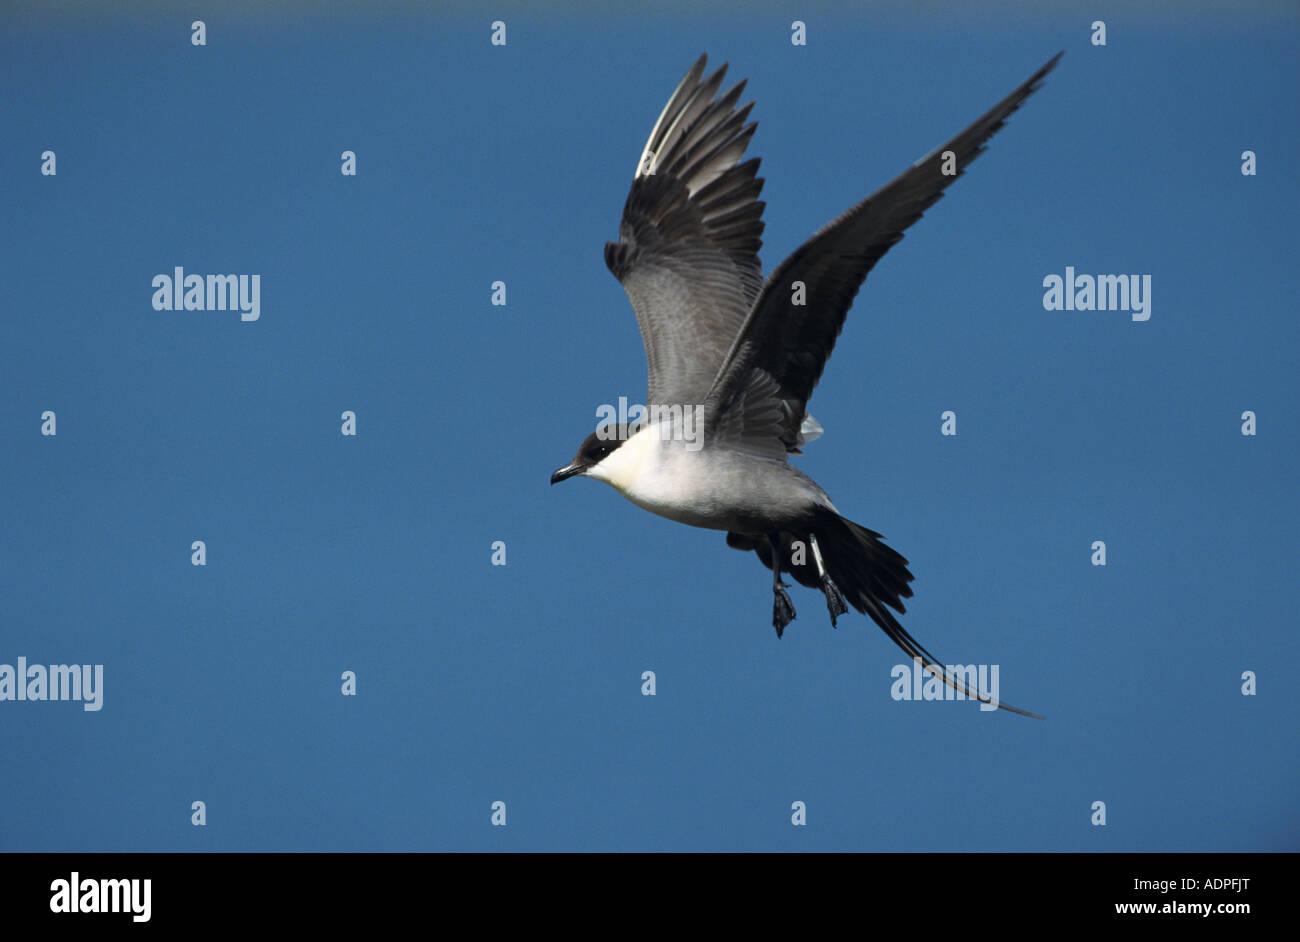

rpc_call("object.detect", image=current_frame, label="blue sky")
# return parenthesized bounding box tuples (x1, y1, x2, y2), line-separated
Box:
(2, 1, 1296, 851)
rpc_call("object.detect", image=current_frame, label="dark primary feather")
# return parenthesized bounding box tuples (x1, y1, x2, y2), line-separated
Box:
(705, 52, 1064, 436)
(605, 54, 768, 409)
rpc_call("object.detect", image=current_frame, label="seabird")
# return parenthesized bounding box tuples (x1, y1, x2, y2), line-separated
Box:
(552, 52, 1062, 717)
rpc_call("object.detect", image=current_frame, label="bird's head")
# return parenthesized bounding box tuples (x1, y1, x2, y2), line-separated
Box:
(550, 424, 638, 485)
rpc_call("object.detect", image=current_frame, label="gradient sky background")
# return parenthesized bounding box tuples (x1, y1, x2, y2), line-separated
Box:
(2, 1, 1296, 851)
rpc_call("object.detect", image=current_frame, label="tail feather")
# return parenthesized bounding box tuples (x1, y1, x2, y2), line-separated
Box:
(728, 509, 1042, 718)
(820, 511, 1041, 718)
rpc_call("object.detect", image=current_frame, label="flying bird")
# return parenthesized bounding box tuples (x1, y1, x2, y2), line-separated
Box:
(552, 53, 1062, 717)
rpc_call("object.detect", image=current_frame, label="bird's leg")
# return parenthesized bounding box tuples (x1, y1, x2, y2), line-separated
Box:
(770, 533, 796, 637)
(809, 532, 848, 627)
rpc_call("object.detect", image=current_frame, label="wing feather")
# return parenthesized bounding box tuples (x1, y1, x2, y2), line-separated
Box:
(605, 54, 767, 409)
(704, 53, 1064, 447)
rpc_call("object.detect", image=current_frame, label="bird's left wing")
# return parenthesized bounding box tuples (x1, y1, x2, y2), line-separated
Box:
(605, 54, 767, 410)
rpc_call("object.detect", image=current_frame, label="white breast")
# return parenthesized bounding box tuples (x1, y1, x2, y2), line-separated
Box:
(585, 424, 745, 529)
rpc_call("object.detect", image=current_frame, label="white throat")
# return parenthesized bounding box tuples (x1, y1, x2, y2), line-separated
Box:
(585, 424, 663, 495)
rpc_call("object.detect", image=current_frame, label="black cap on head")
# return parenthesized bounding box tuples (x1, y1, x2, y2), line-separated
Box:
(550, 424, 636, 484)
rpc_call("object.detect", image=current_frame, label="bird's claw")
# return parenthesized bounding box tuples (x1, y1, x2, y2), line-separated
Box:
(821, 574, 848, 627)
(773, 586, 796, 637)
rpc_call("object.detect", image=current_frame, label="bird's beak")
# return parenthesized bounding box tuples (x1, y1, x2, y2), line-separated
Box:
(550, 463, 585, 485)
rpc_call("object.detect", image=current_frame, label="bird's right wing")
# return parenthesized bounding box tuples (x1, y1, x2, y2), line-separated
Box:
(605, 54, 768, 410)
(704, 52, 1063, 448)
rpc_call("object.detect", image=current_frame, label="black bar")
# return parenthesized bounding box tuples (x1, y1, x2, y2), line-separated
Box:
(0, 852, 1286, 928)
